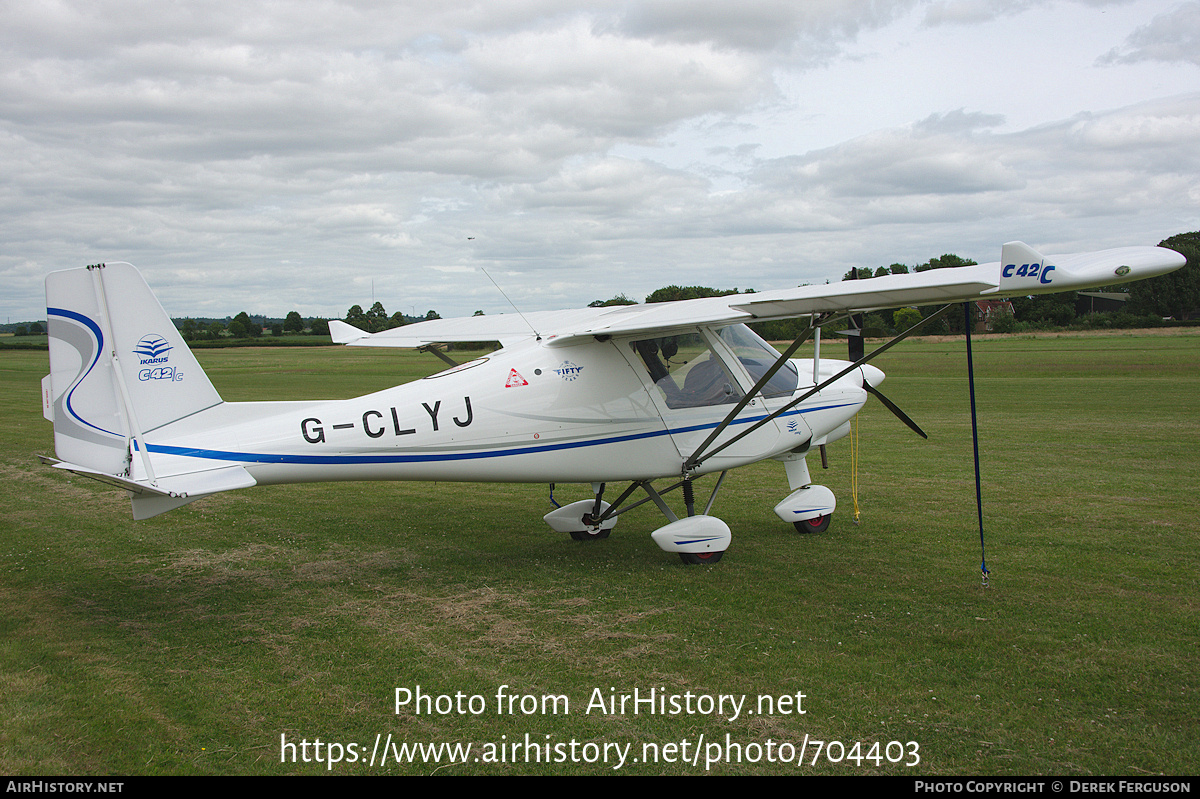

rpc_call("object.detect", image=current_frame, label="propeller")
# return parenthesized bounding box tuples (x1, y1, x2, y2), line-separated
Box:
(861, 379, 928, 440)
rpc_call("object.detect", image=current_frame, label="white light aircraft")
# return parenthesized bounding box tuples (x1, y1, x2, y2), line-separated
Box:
(41, 242, 1184, 564)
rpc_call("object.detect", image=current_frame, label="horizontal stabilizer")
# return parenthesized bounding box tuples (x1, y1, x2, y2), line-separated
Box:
(129, 465, 256, 519)
(331, 315, 542, 349)
(145, 466, 258, 497)
(40, 456, 256, 519)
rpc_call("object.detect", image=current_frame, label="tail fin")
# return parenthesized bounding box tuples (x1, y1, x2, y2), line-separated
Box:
(44, 263, 223, 481)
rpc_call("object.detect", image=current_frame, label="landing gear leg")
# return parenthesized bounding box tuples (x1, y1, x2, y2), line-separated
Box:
(775, 454, 836, 534)
(643, 473, 731, 564)
(571, 483, 610, 541)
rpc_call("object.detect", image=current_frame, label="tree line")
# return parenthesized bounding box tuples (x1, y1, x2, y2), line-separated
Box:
(176, 312, 331, 341)
(343, 302, 441, 333)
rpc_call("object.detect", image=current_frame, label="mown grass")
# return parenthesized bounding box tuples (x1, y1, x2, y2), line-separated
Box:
(1, 332, 1196, 775)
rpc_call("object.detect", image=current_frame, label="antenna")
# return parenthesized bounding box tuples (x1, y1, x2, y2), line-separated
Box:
(480, 267, 540, 341)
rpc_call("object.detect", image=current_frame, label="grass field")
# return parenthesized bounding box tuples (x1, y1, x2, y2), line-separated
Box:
(1, 331, 1197, 775)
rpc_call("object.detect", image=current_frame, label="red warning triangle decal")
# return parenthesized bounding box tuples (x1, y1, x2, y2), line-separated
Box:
(505, 369, 529, 388)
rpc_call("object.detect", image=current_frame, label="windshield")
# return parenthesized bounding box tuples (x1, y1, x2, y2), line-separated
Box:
(716, 324, 798, 398)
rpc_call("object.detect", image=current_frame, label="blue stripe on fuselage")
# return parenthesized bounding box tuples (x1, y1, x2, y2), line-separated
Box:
(146, 401, 859, 466)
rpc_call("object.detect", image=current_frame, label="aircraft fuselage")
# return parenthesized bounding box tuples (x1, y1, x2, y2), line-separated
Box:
(139, 327, 870, 488)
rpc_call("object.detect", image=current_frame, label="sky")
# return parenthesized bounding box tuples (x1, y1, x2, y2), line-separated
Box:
(2, 0, 1198, 323)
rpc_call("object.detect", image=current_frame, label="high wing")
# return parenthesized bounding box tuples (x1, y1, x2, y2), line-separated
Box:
(334, 242, 1185, 348)
(329, 306, 632, 348)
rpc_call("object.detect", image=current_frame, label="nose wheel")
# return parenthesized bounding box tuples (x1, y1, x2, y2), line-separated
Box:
(678, 551, 724, 565)
(793, 514, 830, 534)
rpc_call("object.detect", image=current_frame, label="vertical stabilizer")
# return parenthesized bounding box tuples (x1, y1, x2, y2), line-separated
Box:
(45, 263, 223, 479)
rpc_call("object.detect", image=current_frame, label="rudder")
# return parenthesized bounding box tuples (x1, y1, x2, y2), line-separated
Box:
(45, 263, 223, 478)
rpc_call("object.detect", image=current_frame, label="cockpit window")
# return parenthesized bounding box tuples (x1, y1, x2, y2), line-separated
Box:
(632, 333, 744, 409)
(716, 324, 798, 398)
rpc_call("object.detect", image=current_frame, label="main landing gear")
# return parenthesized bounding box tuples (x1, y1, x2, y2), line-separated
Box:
(543, 477, 732, 565)
(570, 528, 610, 541)
(543, 459, 837, 564)
(543, 486, 619, 542)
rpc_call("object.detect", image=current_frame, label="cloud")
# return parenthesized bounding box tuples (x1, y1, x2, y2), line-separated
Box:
(913, 108, 1006, 134)
(923, 0, 1037, 26)
(1, 1, 1196, 322)
(461, 19, 775, 139)
(613, 0, 918, 56)
(1098, 1, 1200, 66)
(923, 0, 1129, 27)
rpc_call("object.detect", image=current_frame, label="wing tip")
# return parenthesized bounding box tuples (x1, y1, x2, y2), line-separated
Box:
(328, 319, 368, 345)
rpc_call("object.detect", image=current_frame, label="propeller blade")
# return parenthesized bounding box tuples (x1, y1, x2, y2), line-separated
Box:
(862, 381, 928, 440)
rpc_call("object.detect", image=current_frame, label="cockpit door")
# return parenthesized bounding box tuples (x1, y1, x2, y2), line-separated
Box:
(620, 326, 802, 471)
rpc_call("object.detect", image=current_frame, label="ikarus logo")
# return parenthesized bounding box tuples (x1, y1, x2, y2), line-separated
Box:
(134, 334, 183, 382)
(134, 334, 173, 364)
(554, 361, 584, 381)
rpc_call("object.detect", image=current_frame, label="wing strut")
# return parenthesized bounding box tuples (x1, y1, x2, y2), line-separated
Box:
(418, 344, 458, 367)
(682, 318, 818, 474)
(586, 471, 730, 525)
(686, 303, 957, 471)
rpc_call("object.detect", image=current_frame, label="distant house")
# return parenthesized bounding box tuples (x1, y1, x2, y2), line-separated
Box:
(974, 300, 1014, 332)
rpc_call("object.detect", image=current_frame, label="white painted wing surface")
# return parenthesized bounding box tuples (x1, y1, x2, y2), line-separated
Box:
(334, 243, 1185, 348)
